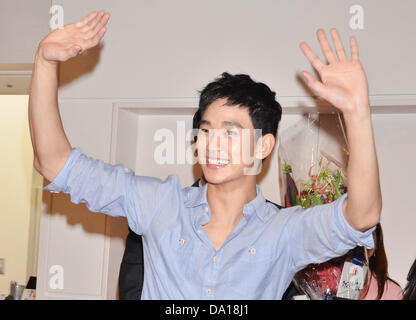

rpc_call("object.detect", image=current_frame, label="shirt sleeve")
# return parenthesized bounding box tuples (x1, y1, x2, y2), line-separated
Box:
(43, 147, 179, 235)
(285, 193, 378, 272)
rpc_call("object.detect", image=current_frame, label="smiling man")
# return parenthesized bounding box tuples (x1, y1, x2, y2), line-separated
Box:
(29, 11, 381, 299)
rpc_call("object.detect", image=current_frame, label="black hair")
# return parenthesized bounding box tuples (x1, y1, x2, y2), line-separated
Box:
(193, 72, 282, 142)
(403, 258, 416, 300)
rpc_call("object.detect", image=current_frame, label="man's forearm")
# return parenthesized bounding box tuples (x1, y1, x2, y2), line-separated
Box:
(343, 110, 382, 231)
(28, 50, 72, 181)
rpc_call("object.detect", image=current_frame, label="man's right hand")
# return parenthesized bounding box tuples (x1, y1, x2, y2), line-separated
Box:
(29, 10, 110, 182)
(37, 10, 110, 64)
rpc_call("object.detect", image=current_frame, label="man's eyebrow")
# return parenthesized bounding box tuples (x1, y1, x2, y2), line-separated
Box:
(199, 119, 243, 129)
(222, 121, 243, 129)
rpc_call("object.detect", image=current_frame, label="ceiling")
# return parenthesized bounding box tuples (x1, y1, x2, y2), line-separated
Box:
(0, 0, 50, 94)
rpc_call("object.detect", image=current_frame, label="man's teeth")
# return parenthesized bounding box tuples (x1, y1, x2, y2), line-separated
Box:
(208, 158, 229, 165)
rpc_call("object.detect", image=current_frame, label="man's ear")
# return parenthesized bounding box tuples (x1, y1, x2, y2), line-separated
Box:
(255, 133, 275, 160)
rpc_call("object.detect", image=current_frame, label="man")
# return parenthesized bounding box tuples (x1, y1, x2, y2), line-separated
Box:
(29, 11, 381, 299)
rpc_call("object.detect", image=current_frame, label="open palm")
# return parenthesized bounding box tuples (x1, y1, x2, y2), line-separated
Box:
(39, 11, 110, 63)
(299, 29, 370, 117)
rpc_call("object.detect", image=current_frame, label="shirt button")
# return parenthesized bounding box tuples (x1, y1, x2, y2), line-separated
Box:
(205, 289, 211, 295)
(179, 238, 185, 245)
(213, 256, 218, 262)
(197, 230, 201, 234)
(204, 206, 209, 213)
(249, 248, 256, 255)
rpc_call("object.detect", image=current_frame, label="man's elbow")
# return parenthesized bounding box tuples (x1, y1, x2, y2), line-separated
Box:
(345, 200, 382, 232)
(366, 198, 383, 227)
(33, 154, 68, 183)
(33, 157, 50, 181)
(356, 212, 380, 232)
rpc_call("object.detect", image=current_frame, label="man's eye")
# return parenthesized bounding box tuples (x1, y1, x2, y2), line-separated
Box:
(199, 128, 209, 134)
(226, 130, 237, 136)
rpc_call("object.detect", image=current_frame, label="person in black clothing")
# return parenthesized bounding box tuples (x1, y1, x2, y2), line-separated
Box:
(118, 228, 145, 300)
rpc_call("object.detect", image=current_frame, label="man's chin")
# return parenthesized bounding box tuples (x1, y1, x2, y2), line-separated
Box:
(202, 168, 242, 185)
(202, 169, 230, 185)
(203, 175, 228, 185)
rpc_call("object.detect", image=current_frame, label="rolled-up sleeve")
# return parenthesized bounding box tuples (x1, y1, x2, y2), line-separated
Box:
(44, 147, 178, 235)
(285, 193, 377, 272)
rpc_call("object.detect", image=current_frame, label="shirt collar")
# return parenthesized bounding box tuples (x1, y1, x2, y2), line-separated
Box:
(184, 183, 268, 221)
(184, 182, 208, 208)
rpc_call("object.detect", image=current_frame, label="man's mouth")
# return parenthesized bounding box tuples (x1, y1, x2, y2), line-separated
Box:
(206, 157, 230, 168)
(207, 158, 229, 165)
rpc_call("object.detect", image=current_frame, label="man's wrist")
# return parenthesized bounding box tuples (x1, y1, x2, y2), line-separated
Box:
(342, 104, 372, 125)
(35, 45, 58, 68)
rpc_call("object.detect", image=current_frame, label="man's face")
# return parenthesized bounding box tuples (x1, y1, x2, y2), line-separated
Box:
(196, 98, 261, 185)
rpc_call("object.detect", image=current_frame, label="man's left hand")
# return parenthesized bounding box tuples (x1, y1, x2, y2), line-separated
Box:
(299, 28, 370, 119)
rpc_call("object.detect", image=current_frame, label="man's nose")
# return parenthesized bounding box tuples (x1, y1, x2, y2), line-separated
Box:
(207, 130, 225, 150)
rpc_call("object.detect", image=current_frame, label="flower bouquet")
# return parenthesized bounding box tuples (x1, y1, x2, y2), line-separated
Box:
(282, 158, 347, 209)
(282, 159, 369, 300)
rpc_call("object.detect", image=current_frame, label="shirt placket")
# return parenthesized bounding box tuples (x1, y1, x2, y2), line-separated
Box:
(194, 204, 251, 299)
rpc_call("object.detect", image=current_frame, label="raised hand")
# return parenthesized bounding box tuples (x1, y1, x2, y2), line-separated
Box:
(38, 10, 110, 64)
(299, 29, 370, 118)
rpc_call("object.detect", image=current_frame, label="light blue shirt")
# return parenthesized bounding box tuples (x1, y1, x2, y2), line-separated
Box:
(44, 148, 376, 300)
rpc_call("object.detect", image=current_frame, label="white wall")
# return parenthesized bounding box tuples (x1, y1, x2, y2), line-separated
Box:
(36, 101, 115, 299)
(0, 0, 51, 63)
(371, 113, 416, 288)
(54, 0, 416, 102)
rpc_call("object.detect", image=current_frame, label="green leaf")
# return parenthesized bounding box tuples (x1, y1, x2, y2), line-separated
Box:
(282, 164, 292, 174)
(311, 190, 322, 206)
(295, 195, 302, 206)
(334, 184, 342, 199)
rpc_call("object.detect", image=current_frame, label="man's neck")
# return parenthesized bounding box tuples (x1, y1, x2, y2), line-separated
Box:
(206, 176, 257, 228)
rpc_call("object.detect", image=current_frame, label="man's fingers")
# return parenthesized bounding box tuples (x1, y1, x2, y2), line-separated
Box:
(317, 29, 337, 63)
(86, 12, 110, 40)
(350, 36, 359, 61)
(330, 28, 347, 61)
(75, 11, 98, 28)
(86, 26, 106, 48)
(299, 42, 325, 73)
(67, 45, 82, 59)
(301, 71, 326, 97)
(82, 10, 105, 32)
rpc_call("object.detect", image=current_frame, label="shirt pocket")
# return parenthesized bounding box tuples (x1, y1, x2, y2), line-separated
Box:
(223, 244, 276, 299)
(238, 243, 275, 263)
